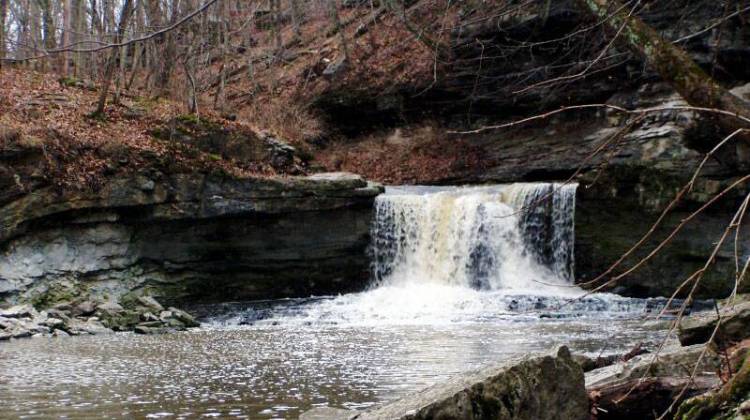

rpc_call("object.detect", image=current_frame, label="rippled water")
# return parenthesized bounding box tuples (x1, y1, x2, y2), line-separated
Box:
(0, 292, 671, 419)
(0, 184, 677, 418)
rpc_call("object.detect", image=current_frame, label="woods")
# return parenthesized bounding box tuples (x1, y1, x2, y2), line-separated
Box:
(1, 2, 750, 418)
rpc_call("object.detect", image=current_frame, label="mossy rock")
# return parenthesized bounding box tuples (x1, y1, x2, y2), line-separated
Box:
(99, 310, 141, 331)
(676, 356, 750, 419)
(30, 281, 88, 309)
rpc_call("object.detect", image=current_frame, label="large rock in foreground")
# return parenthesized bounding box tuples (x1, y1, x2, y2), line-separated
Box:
(0, 172, 382, 306)
(317, 346, 589, 420)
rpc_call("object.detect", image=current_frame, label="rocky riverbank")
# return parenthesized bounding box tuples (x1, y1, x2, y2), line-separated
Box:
(0, 295, 198, 340)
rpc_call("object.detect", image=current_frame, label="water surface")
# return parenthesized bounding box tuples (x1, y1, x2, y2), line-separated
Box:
(1, 293, 671, 419)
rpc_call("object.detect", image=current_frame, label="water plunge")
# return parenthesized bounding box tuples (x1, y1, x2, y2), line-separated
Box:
(202, 183, 659, 328)
(370, 184, 578, 291)
(0, 183, 674, 419)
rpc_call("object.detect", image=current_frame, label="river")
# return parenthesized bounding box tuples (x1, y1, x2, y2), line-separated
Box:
(0, 184, 677, 419)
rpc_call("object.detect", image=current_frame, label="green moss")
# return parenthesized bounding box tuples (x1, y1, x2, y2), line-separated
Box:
(57, 76, 83, 87)
(30, 281, 87, 309)
(676, 358, 750, 419)
(175, 114, 201, 124)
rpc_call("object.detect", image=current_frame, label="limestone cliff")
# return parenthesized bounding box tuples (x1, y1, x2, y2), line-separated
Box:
(0, 172, 382, 307)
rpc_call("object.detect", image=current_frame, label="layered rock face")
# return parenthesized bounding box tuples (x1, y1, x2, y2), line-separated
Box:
(312, 1, 750, 299)
(0, 172, 382, 307)
(463, 85, 750, 298)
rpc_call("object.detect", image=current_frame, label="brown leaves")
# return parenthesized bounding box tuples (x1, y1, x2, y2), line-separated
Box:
(0, 68, 287, 194)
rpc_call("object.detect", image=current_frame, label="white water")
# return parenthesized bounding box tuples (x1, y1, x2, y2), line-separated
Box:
(0, 183, 677, 419)
(370, 184, 577, 292)
(205, 183, 666, 328)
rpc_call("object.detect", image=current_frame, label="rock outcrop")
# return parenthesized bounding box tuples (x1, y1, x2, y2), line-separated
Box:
(309, 0, 750, 300)
(676, 341, 750, 420)
(0, 172, 382, 307)
(586, 344, 721, 419)
(0, 295, 200, 340)
(679, 300, 750, 347)
(302, 346, 589, 420)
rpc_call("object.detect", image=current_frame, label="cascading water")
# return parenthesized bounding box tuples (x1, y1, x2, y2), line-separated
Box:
(202, 183, 674, 327)
(6, 183, 677, 419)
(370, 184, 577, 292)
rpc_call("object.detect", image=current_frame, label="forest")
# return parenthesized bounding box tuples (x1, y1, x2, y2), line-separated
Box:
(1, 1, 750, 419)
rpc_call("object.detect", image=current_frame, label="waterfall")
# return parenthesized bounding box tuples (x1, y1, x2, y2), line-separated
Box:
(201, 182, 681, 327)
(370, 183, 578, 292)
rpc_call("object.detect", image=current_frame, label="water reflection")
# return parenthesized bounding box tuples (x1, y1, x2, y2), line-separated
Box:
(0, 314, 667, 419)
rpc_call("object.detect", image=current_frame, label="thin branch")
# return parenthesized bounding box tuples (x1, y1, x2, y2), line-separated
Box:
(2, 0, 221, 62)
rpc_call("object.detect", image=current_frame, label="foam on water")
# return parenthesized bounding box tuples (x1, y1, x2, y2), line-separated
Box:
(204, 183, 669, 328)
(0, 183, 681, 419)
(371, 184, 577, 291)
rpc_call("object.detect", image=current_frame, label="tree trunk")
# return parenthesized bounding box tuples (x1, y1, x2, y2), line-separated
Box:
(271, 0, 283, 60)
(38, 0, 57, 51)
(578, 0, 750, 132)
(95, 0, 134, 115)
(29, 0, 40, 70)
(290, 0, 302, 43)
(329, 0, 349, 61)
(62, 0, 72, 75)
(0, 0, 7, 68)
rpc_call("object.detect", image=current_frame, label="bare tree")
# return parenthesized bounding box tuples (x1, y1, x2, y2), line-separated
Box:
(290, 0, 302, 43)
(61, 0, 72, 75)
(329, 0, 349, 62)
(94, 0, 134, 115)
(0, 0, 7, 68)
(577, 0, 750, 135)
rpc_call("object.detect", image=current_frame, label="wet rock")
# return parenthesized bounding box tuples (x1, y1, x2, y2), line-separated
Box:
(0, 304, 37, 319)
(306, 172, 367, 188)
(96, 301, 124, 316)
(166, 307, 199, 328)
(586, 344, 721, 388)
(357, 346, 588, 420)
(140, 311, 159, 322)
(0, 316, 17, 330)
(136, 296, 164, 313)
(41, 317, 64, 330)
(679, 301, 750, 348)
(47, 309, 71, 323)
(300, 407, 356, 420)
(572, 354, 623, 373)
(52, 301, 74, 312)
(63, 317, 113, 336)
(71, 301, 97, 317)
(0, 172, 381, 305)
(99, 309, 140, 331)
(586, 344, 721, 419)
(134, 324, 170, 335)
(52, 329, 70, 338)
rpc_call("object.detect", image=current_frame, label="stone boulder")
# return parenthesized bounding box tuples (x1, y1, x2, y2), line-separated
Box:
(586, 344, 721, 419)
(300, 408, 356, 420)
(354, 346, 588, 420)
(0, 304, 37, 318)
(676, 347, 750, 420)
(679, 301, 750, 348)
